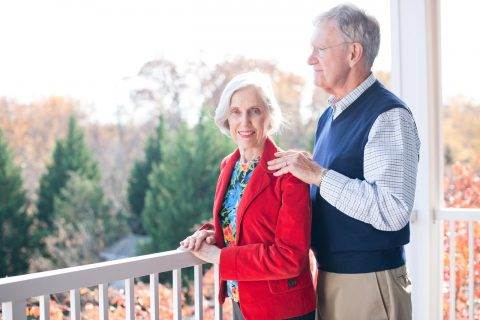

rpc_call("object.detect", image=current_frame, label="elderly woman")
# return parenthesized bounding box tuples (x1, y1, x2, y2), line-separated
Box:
(179, 72, 316, 320)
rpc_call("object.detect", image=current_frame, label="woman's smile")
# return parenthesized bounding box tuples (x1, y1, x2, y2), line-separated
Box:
(237, 130, 255, 138)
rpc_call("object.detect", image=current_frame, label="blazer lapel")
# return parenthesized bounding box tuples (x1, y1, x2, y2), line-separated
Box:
(235, 168, 270, 244)
(212, 150, 239, 233)
(235, 138, 277, 244)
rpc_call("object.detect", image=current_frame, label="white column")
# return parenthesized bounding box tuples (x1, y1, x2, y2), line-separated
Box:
(390, 0, 442, 319)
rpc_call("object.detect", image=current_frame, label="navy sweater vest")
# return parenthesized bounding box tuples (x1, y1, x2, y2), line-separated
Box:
(310, 81, 410, 274)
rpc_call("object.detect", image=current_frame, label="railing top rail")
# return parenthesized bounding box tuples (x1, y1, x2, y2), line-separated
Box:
(437, 208, 480, 221)
(0, 249, 205, 302)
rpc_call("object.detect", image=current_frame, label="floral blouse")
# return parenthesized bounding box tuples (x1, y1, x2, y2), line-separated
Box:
(219, 158, 259, 302)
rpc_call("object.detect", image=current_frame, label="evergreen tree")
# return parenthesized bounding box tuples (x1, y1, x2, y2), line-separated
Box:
(37, 116, 99, 232)
(47, 173, 119, 267)
(142, 110, 233, 253)
(127, 116, 164, 234)
(0, 129, 36, 276)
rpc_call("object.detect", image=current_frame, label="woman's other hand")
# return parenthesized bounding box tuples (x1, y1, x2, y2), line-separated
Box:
(179, 229, 216, 251)
(190, 243, 221, 264)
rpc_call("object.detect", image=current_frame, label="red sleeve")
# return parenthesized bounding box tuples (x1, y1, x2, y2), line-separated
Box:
(219, 175, 312, 281)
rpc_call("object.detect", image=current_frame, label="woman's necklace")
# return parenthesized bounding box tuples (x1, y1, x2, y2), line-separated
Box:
(240, 155, 260, 171)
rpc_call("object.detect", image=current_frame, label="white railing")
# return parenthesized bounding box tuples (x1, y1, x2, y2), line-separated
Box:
(0, 250, 222, 320)
(438, 208, 480, 320)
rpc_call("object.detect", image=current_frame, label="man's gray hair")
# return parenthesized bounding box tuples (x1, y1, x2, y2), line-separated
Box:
(315, 4, 380, 70)
(214, 72, 283, 136)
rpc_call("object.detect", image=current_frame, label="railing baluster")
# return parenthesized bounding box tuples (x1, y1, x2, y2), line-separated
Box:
(439, 222, 445, 320)
(0, 251, 224, 320)
(149, 274, 159, 320)
(214, 264, 222, 320)
(194, 265, 203, 320)
(1, 301, 25, 320)
(468, 221, 474, 320)
(124, 278, 135, 320)
(69, 289, 80, 320)
(98, 283, 108, 320)
(39, 295, 50, 320)
(449, 222, 456, 320)
(173, 269, 182, 320)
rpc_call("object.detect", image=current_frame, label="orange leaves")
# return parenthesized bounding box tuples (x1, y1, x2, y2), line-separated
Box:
(442, 162, 480, 319)
(444, 162, 480, 208)
(27, 305, 40, 318)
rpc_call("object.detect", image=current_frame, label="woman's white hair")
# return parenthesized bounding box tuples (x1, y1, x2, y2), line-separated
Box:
(214, 72, 283, 136)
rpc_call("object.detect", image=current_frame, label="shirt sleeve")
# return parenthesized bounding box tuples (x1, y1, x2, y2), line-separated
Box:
(319, 107, 420, 231)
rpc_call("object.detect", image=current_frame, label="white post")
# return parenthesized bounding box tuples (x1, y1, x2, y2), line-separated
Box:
(124, 278, 135, 320)
(173, 269, 182, 320)
(390, 0, 442, 319)
(467, 222, 474, 320)
(214, 264, 222, 320)
(98, 283, 108, 320)
(194, 265, 203, 320)
(149, 274, 159, 320)
(1, 301, 24, 320)
(448, 223, 456, 320)
(39, 295, 50, 320)
(69, 289, 80, 320)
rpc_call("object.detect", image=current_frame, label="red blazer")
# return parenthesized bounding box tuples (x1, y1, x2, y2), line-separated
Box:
(203, 138, 316, 320)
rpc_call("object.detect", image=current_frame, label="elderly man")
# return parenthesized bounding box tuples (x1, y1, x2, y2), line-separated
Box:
(268, 4, 419, 320)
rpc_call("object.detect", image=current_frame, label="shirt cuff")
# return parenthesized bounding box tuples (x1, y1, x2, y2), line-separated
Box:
(319, 169, 350, 207)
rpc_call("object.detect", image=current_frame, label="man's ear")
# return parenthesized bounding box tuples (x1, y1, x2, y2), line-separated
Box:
(349, 42, 364, 68)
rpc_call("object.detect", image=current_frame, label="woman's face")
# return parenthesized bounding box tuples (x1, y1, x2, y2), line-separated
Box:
(227, 86, 271, 152)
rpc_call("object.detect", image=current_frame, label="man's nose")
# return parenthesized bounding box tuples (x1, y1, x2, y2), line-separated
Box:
(307, 53, 318, 65)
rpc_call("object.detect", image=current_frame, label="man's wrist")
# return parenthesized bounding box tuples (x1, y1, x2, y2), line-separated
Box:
(317, 167, 328, 187)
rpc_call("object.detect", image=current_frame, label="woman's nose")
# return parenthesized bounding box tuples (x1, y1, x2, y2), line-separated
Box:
(240, 113, 250, 125)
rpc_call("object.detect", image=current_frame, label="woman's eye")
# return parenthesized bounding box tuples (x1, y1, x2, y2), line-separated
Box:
(251, 108, 261, 115)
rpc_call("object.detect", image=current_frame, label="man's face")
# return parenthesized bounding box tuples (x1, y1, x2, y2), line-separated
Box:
(308, 21, 351, 95)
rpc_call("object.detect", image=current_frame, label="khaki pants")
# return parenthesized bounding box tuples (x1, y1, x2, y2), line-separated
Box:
(316, 265, 412, 320)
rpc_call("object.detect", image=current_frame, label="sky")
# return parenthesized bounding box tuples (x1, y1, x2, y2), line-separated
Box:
(0, 0, 477, 123)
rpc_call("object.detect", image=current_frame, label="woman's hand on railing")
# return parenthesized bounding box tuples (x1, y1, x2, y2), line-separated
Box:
(189, 243, 221, 264)
(179, 229, 216, 251)
(179, 230, 220, 264)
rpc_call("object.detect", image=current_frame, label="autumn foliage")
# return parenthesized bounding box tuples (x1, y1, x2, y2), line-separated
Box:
(442, 162, 480, 320)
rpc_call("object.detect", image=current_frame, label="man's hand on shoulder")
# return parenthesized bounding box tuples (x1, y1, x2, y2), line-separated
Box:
(267, 150, 327, 186)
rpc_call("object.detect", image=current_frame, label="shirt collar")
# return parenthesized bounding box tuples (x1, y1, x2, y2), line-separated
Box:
(328, 73, 377, 119)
